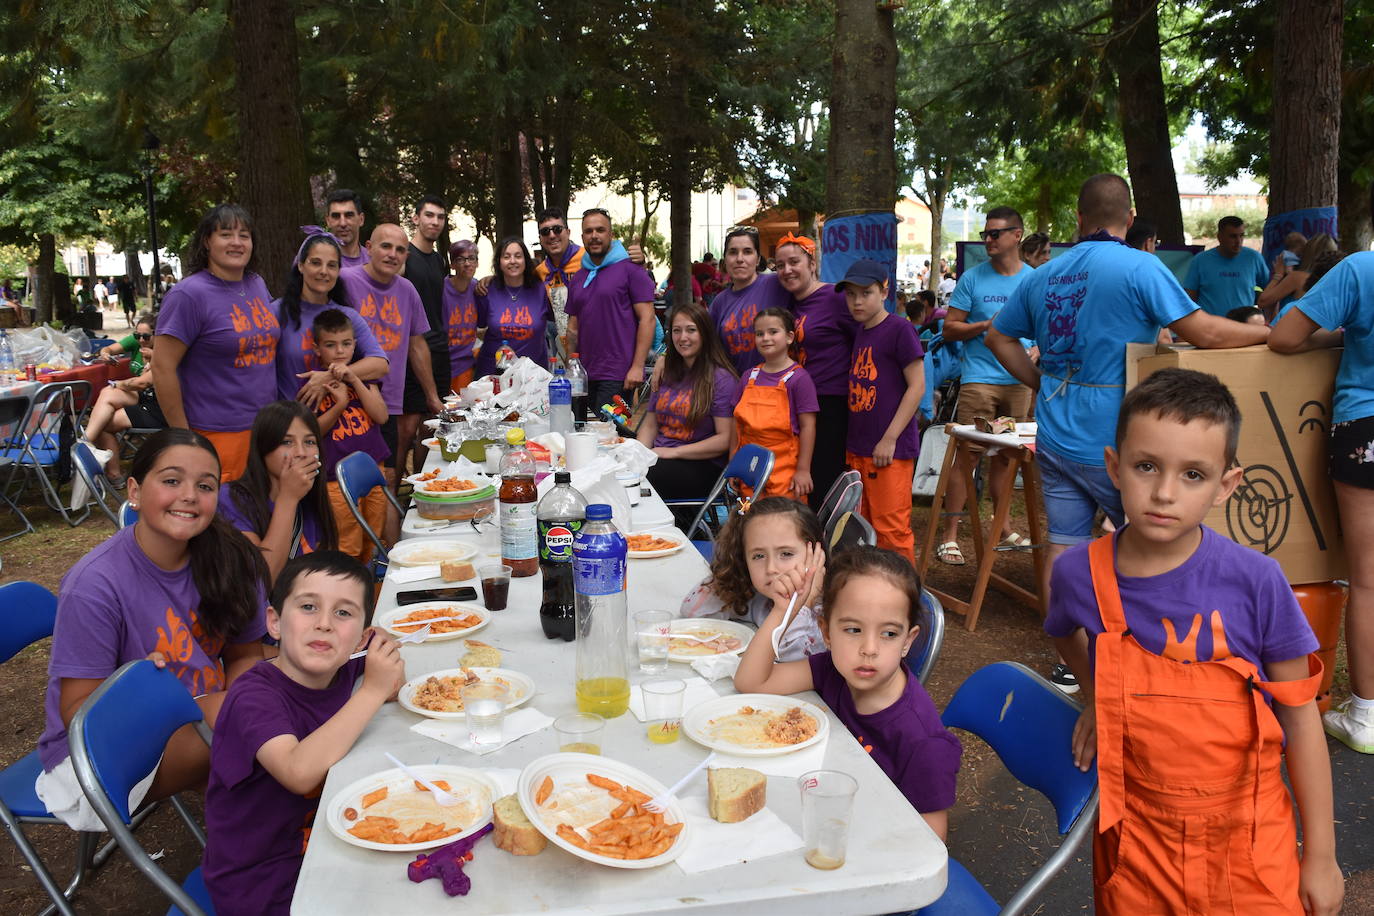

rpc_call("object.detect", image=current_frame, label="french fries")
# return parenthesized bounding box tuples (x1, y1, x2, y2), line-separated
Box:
(541, 773, 684, 860)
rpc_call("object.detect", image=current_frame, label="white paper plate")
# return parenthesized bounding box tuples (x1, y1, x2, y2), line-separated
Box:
(682, 693, 829, 757)
(422, 437, 440, 449)
(517, 753, 688, 869)
(400, 514, 477, 538)
(666, 618, 753, 662)
(325, 765, 498, 852)
(625, 530, 687, 559)
(387, 539, 478, 567)
(399, 667, 535, 720)
(376, 601, 490, 642)
(424, 418, 441, 430)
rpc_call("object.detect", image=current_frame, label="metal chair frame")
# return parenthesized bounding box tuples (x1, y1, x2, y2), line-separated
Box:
(1, 382, 92, 527)
(679, 444, 775, 548)
(70, 440, 121, 527)
(910, 588, 947, 686)
(336, 450, 405, 572)
(0, 393, 35, 540)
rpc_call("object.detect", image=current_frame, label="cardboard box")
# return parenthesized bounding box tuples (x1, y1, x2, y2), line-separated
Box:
(1132, 344, 1345, 585)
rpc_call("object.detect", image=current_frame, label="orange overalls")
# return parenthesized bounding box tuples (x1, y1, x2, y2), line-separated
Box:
(1087, 536, 1322, 915)
(733, 366, 800, 499)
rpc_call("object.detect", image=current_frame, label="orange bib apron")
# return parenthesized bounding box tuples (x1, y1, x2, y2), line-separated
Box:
(1087, 536, 1321, 915)
(733, 366, 800, 499)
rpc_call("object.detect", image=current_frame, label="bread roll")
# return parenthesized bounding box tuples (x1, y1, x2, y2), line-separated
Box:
(493, 794, 546, 855)
(441, 559, 476, 582)
(707, 767, 766, 823)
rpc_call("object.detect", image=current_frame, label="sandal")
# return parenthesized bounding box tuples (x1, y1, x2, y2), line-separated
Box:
(936, 541, 966, 566)
(1000, 532, 1031, 549)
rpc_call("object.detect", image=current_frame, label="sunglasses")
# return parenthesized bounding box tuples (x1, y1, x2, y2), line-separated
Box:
(582, 208, 611, 220)
(134, 333, 153, 341)
(980, 227, 1021, 241)
(538, 225, 566, 237)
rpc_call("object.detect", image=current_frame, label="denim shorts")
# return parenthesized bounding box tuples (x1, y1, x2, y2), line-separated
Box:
(1037, 445, 1124, 545)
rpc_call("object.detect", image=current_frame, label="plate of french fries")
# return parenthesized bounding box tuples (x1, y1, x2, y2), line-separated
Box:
(517, 753, 689, 868)
(325, 765, 499, 852)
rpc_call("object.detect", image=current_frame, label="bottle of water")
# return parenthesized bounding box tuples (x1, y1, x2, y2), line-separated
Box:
(573, 504, 629, 717)
(548, 365, 574, 436)
(0, 330, 14, 385)
(566, 352, 589, 421)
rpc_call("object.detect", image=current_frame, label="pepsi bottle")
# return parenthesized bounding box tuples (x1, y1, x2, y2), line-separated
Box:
(538, 471, 586, 641)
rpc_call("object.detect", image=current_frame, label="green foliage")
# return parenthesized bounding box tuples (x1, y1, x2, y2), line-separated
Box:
(1184, 205, 1267, 240)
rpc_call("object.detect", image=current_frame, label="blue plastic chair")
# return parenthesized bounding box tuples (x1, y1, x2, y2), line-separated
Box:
(909, 588, 947, 686)
(0, 394, 35, 541)
(68, 660, 215, 916)
(676, 444, 775, 559)
(336, 449, 405, 575)
(0, 582, 97, 916)
(1, 382, 91, 527)
(917, 662, 1099, 916)
(71, 440, 120, 527)
(119, 499, 138, 528)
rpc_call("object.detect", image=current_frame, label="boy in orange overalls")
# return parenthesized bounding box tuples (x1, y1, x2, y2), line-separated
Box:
(1047, 368, 1342, 915)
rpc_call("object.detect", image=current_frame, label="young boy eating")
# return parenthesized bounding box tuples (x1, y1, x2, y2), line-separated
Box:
(1047, 368, 1342, 915)
(202, 551, 405, 915)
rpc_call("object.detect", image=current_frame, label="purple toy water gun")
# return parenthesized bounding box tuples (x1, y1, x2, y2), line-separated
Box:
(407, 823, 494, 896)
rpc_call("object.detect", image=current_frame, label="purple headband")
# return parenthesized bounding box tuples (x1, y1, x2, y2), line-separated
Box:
(296, 225, 344, 264)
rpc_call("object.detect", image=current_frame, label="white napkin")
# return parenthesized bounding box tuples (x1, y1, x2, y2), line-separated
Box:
(627, 676, 721, 722)
(390, 564, 442, 584)
(708, 739, 829, 778)
(479, 767, 522, 797)
(410, 708, 554, 756)
(690, 654, 741, 683)
(673, 793, 803, 873)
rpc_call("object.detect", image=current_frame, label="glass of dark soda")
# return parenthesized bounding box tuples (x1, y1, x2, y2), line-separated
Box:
(478, 564, 512, 611)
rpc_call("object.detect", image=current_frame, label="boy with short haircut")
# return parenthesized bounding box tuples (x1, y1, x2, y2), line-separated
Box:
(840, 259, 925, 560)
(203, 551, 405, 915)
(311, 308, 390, 564)
(1047, 368, 1342, 915)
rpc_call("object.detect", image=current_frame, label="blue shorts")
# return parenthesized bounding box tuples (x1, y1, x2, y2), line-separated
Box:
(1037, 445, 1124, 545)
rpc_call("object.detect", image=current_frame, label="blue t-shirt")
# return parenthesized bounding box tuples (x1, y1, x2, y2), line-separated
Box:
(1294, 251, 1374, 423)
(994, 240, 1197, 466)
(947, 260, 1032, 385)
(1183, 246, 1270, 317)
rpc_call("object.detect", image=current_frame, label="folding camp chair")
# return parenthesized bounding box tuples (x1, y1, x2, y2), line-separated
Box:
(1, 382, 92, 526)
(909, 588, 947, 686)
(69, 660, 215, 916)
(70, 441, 121, 527)
(917, 662, 1099, 915)
(0, 394, 35, 541)
(119, 500, 138, 529)
(336, 450, 405, 575)
(828, 510, 877, 553)
(0, 582, 97, 916)
(818, 470, 863, 544)
(676, 445, 775, 560)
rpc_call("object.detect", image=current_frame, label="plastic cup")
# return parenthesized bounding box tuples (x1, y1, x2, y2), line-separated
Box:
(554, 712, 605, 755)
(641, 678, 685, 744)
(478, 564, 512, 611)
(798, 770, 858, 869)
(633, 610, 673, 674)
(463, 682, 510, 746)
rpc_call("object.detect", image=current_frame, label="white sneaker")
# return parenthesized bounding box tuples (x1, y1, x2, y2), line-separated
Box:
(1323, 699, 1374, 754)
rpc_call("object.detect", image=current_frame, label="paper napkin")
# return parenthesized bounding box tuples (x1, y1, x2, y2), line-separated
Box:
(674, 793, 803, 873)
(410, 708, 554, 756)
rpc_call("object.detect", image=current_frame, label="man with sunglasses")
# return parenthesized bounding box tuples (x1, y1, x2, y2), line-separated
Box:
(533, 208, 584, 354)
(935, 207, 1036, 568)
(565, 207, 657, 411)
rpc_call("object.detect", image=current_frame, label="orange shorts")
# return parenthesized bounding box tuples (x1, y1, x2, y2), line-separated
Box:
(846, 453, 916, 561)
(327, 480, 387, 565)
(450, 369, 474, 395)
(195, 429, 252, 482)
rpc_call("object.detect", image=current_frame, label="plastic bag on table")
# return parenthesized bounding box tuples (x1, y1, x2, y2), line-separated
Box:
(8, 326, 83, 371)
(535, 455, 631, 532)
(608, 437, 658, 478)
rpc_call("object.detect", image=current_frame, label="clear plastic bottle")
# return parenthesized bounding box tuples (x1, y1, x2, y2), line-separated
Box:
(538, 470, 586, 641)
(566, 352, 589, 421)
(0, 330, 13, 385)
(498, 428, 538, 577)
(573, 504, 629, 717)
(548, 365, 574, 436)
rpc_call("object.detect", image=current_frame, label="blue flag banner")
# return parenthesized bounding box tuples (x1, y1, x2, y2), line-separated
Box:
(821, 212, 899, 311)
(1263, 207, 1338, 264)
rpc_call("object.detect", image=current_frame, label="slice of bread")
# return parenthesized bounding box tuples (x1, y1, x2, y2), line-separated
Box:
(493, 794, 546, 855)
(707, 767, 766, 823)
(441, 559, 476, 582)
(460, 639, 501, 668)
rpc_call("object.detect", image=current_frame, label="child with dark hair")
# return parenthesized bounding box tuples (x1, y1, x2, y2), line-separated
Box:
(35, 430, 270, 830)
(1225, 305, 1267, 325)
(734, 544, 961, 838)
(1048, 367, 1341, 914)
(203, 551, 405, 915)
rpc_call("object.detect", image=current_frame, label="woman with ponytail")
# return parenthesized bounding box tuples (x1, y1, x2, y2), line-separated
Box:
(35, 429, 270, 830)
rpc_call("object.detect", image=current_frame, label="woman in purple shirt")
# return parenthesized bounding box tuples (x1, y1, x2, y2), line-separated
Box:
(474, 237, 551, 378)
(776, 233, 860, 510)
(637, 301, 739, 522)
(708, 226, 791, 374)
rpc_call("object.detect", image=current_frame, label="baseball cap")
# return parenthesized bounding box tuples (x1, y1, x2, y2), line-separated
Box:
(836, 259, 889, 292)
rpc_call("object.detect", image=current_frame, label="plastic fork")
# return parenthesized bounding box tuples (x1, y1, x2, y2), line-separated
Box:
(348, 624, 433, 659)
(385, 752, 463, 807)
(769, 591, 801, 661)
(643, 752, 717, 814)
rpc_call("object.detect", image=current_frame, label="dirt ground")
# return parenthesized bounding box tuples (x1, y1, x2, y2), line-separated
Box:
(1, 482, 1370, 914)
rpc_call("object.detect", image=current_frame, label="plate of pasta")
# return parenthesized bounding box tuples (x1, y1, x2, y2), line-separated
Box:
(666, 618, 752, 661)
(326, 765, 499, 852)
(625, 530, 686, 558)
(386, 539, 479, 567)
(398, 666, 535, 720)
(375, 601, 489, 642)
(682, 694, 829, 756)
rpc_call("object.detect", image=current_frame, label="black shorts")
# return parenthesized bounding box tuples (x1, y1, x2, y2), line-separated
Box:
(1329, 415, 1374, 489)
(379, 415, 398, 468)
(122, 400, 167, 430)
(402, 345, 452, 414)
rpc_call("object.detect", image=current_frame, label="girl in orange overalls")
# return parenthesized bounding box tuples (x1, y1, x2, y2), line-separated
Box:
(729, 307, 818, 500)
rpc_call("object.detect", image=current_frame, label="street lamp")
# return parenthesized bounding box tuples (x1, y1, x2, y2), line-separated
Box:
(141, 128, 162, 310)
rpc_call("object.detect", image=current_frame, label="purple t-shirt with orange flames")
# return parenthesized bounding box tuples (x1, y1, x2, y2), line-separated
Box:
(339, 266, 430, 414)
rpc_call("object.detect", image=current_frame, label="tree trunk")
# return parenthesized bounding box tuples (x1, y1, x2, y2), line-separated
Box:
(493, 116, 525, 240)
(35, 233, 56, 325)
(1269, 0, 1342, 215)
(125, 249, 145, 305)
(1036, 181, 1053, 235)
(825, 0, 897, 215)
(551, 129, 573, 216)
(1337, 170, 1372, 254)
(85, 248, 98, 289)
(1110, 0, 1185, 245)
(527, 136, 547, 218)
(798, 210, 817, 239)
(927, 190, 944, 291)
(669, 153, 693, 307)
(228, 0, 313, 297)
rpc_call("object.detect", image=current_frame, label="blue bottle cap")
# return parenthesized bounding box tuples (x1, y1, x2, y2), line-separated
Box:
(586, 504, 612, 520)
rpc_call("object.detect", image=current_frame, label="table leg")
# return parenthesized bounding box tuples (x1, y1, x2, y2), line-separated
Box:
(1024, 455, 1047, 617)
(916, 424, 959, 579)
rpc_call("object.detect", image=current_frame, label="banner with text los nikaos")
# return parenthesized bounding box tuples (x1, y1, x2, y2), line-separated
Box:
(1262, 206, 1338, 264)
(820, 212, 899, 312)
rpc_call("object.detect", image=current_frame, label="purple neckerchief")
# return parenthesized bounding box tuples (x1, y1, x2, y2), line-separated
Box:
(1076, 230, 1127, 245)
(543, 242, 582, 288)
(296, 225, 345, 264)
